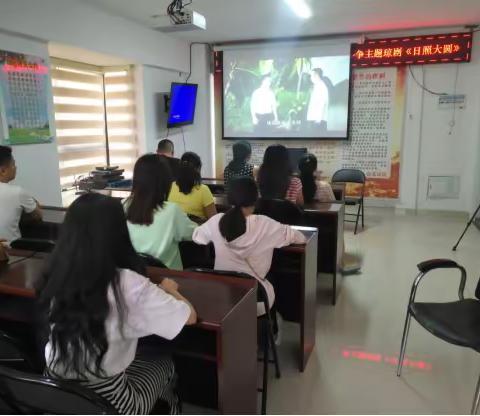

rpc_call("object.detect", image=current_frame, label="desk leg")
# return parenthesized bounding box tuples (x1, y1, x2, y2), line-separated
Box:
(300, 232, 318, 372)
(217, 290, 257, 414)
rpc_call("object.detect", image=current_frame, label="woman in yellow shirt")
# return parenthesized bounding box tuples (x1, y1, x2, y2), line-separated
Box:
(169, 152, 217, 220)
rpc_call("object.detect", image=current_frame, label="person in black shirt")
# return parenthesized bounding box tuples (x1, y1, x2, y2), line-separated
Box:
(157, 139, 181, 181)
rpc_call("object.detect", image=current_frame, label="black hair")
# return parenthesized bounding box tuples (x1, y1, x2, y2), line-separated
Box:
(258, 145, 291, 200)
(0, 145, 13, 168)
(177, 152, 202, 195)
(157, 138, 174, 154)
(312, 68, 323, 78)
(219, 177, 258, 242)
(39, 193, 145, 379)
(126, 154, 172, 225)
(227, 141, 252, 173)
(298, 153, 318, 203)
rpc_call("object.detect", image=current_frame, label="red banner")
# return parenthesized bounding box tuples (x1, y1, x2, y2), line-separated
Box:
(351, 32, 473, 67)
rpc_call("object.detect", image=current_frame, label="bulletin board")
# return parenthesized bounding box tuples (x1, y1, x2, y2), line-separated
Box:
(0, 50, 53, 145)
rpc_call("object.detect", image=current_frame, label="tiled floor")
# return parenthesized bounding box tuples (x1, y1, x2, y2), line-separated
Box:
(268, 207, 479, 414)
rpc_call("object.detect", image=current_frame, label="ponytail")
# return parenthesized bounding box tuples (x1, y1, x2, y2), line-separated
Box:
(219, 206, 246, 242)
(298, 153, 318, 204)
(219, 176, 258, 242)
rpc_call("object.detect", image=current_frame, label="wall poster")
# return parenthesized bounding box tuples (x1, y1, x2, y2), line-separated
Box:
(0, 50, 52, 145)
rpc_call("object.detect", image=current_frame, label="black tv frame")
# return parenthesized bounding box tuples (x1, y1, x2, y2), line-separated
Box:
(167, 82, 198, 129)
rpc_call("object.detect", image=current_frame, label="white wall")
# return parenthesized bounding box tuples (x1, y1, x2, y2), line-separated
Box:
(398, 32, 480, 214)
(0, 32, 62, 206)
(139, 45, 214, 176)
(0, 0, 189, 72)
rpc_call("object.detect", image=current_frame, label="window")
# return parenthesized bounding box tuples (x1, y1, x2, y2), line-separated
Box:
(51, 59, 137, 188)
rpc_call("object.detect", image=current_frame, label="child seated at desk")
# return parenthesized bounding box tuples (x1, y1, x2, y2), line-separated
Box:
(192, 177, 306, 315)
(125, 154, 197, 270)
(40, 193, 197, 414)
(258, 144, 304, 206)
(168, 152, 217, 220)
(0, 145, 42, 243)
(298, 153, 335, 203)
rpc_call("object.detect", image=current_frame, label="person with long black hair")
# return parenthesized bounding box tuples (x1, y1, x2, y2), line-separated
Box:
(125, 154, 197, 270)
(223, 141, 256, 187)
(192, 177, 305, 315)
(257, 144, 304, 205)
(40, 193, 197, 414)
(298, 153, 335, 203)
(168, 152, 217, 220)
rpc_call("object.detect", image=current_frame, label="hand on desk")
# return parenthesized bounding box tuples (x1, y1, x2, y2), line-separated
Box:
(160, 278, 198, 325)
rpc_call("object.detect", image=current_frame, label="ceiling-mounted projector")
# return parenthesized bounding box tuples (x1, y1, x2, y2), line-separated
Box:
(154, 0, 206, 32)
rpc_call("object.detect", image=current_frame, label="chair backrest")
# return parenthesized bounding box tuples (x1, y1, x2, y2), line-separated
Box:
(331, 169, 366, 185)
(0, 365, 116, 414)
(138, 253, 167, 268)
(476, 277, 480, 300)
(10, 238, 56, 253)
(188, 268, 270, 310)
(0, 331, 36, 372)
(255, 198, 304, 226)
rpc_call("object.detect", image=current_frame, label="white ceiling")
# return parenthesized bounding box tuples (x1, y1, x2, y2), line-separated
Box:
(81, 0, 480, 43)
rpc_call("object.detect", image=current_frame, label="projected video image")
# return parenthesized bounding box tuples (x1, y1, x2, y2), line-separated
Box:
(223, 55, 350, 139)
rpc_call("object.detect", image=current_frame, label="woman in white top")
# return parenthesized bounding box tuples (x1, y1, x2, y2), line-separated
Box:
(40, 193, 197, 414)
(193, 177, 306, 315)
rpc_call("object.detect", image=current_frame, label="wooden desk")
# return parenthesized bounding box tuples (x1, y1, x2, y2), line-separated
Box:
(0, 257, 258, 414)
(180, 227, 318, 372)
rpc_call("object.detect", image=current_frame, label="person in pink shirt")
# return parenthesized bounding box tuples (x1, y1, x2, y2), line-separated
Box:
(193, 177, 306, 315)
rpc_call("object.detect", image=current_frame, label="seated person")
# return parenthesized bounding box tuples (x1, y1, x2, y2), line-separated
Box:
(193, 177, 306, 315)
(125, 154, 197, 270)
(168, 152, 217, 221)
(157, 138, 180, 180)
(40, 193, 196, 415)
(223, 140, 257, 187)
(258, 144, 304, 206)
(298, 153, 335, 203)
(0, 145, 42, 243)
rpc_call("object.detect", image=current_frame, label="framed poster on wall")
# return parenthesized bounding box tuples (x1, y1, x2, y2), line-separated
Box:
(0, 50, 52, 145)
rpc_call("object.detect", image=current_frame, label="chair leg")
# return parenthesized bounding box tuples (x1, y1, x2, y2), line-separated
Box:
(472, 373, 480, 415)
(261, 320, 269, 415)
(354, 202, 361, 234)
(267, 321, 281, 379)
(361, 198, 365, 229)
(397, 310, 412, 377)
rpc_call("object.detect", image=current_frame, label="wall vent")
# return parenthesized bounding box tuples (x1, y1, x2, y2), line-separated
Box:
(427, 176, 460, 199)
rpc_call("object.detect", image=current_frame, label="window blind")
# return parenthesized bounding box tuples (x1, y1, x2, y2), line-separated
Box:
(51, 59, 138, 187)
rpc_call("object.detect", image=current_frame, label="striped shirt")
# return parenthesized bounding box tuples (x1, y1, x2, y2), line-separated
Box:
(285, 177, 303, 204)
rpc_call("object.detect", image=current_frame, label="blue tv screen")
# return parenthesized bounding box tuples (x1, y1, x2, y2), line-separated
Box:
(167, 83, 198, 128)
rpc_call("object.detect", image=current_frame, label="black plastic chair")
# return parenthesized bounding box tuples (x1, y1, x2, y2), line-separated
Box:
(10, 238, 56, 253)
(0, 365, 117, 414)
(255, 198, 304, 225)
(331, 168, 366, 234)
(188, 268, 280, 415)
(138, 253, 168, 269)
(397, 259, 480, 415)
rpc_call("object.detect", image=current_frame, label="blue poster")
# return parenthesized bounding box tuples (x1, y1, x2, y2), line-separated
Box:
(0, 50, 52, 145)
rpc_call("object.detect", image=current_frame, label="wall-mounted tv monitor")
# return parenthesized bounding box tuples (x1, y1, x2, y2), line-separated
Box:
(222, 43, 351, 140)
(167, 82, 198, 128)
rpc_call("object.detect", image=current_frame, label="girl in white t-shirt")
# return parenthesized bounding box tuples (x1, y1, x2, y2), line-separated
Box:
(40, 193, 196, 414)
(193, 177, 305, 315)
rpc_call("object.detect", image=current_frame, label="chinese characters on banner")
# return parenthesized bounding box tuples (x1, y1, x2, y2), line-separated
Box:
(0, 50, 52, 145)
(351, 32, 472, 67)
(222, 66, 406, 199)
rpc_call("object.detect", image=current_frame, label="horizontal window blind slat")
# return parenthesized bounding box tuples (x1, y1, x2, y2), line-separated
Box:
(104, 90, 135, 100)
(55, 120, 106, 130)
(57, 135, 106, 146)
(51, 69, 103, 84)
(52, 87, 104, 99)
(59, 149, 107, 162)
(54, 104, 104, 114)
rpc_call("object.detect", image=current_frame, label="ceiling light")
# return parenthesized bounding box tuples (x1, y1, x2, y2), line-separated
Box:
(284, 0, 312, 19)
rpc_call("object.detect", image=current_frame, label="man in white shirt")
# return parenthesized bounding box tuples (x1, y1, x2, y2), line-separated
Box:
(0, 145, 42, 242)
(307, 68, 329, 130)
(250, 75, 279, 131)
